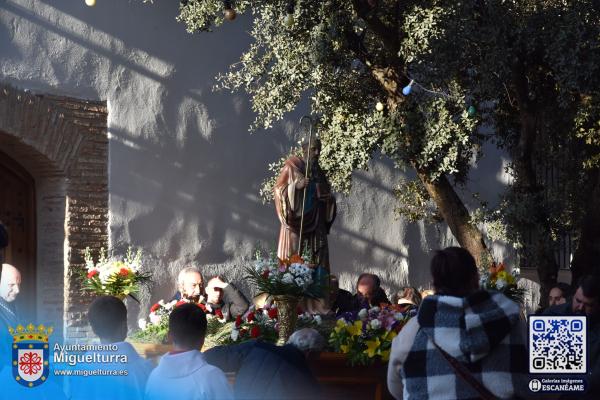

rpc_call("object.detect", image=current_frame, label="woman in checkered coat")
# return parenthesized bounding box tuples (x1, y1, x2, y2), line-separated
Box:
(387, 247, 528, 399)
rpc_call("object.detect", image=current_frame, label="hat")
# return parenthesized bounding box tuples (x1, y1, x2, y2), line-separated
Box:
(397, 298, 415, 306)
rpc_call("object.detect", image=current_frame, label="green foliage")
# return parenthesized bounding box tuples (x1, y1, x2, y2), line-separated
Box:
(393, 179, 440, 223)
(174, 0, 485, 196)
(157, 0, 600, 270)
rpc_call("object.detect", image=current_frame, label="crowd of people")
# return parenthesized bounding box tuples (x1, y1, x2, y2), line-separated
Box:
(1, 220, 600, 399)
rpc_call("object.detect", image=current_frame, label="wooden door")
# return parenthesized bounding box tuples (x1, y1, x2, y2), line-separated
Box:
(0, 151, 36, 322)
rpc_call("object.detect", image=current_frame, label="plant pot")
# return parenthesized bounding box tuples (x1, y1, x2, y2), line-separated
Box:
(273, 295, 300, 345)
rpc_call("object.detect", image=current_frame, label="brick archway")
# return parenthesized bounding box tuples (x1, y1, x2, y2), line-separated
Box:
(0, 83, 108, 341)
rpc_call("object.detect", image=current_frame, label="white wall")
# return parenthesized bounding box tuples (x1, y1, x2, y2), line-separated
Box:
(0, 0, 516, 319)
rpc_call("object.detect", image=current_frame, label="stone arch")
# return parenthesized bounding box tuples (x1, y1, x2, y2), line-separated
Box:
(0, 83, 108, 340)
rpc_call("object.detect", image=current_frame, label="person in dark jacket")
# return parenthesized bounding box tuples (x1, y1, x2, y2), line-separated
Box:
(543, 275, 600, 399)
(329, 275, 354, 314)
(204, 328, 325, 400)
(354, 273, 390, 309)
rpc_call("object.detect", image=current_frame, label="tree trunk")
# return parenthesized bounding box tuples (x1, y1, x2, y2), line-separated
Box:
(416, 171, 490, 267)
(510, 63, 559, 308)
(570, 168, 600, 286)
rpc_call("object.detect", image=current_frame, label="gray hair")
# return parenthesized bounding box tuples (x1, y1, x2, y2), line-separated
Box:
(177, 267, 202, 288)
(287, 328, 326, 352)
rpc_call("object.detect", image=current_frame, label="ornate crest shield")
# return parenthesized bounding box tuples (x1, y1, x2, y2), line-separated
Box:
(9, 323, 53, 388)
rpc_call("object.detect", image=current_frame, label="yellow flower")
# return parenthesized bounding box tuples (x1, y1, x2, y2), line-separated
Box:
(384, 330, 397, 341)
(334, 319, 347, 333)
(347, 321, 363, 337)
(365, 338, 380, 358)
(381, 349, 391, 361)
(340, 344, 350, 354)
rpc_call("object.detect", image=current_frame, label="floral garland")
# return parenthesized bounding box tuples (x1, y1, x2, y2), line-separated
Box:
(225, 303, 324, 345)
(132, 296, 228, 344)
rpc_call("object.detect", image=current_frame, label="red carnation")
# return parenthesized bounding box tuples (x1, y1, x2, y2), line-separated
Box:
(175, 300, 187, 308)
(268, 308, 278, 319)
(150, 303, 160, 313)
(250, 325, 261, 338)
(215, 309, 224, 319)
(119, 268, 130, 276)
(197, 303, 207, 312)
(246, 312, 255, 322)
(235, 315, 242, 328)
(262, 270, 269, 278)
(87, 270, 98, 279)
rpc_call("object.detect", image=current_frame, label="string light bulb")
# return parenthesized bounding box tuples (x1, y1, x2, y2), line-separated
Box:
(375, 102, 384, 111)
(467, 105, 477, 117)
(224, 1, 236, 20)
(85, 0, 96, 6)
(402, 80, 414, 96)
(284, 2, 295, 27)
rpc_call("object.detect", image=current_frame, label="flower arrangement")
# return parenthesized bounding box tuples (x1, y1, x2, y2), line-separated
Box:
(329, 305, 410, 366)
(82, 247, 150, 300)
(131, 296, 229, 344)
(245, 252, 322, 298)
(480, 262, 525, 304)
(224, 304, 325, 345)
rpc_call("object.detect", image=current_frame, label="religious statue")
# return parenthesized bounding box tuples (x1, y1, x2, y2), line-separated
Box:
(274, 137, 336, 271)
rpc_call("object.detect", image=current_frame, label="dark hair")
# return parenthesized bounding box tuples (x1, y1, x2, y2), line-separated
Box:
(578, 275, 600, 300)
(169, 303, 207, 349)
(392, 287, 423, 306)
(430, 247, 478, 297)
(88, 296, 127, 340)
(551, 282, 572, 299)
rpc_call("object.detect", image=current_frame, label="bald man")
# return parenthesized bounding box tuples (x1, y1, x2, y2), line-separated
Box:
(0, 264, 21, 328)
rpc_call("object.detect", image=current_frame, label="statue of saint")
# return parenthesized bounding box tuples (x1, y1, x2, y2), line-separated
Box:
(274, 138, 336, 271)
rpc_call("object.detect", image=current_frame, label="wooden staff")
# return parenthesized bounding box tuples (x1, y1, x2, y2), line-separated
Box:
(297, 116, 314, 254)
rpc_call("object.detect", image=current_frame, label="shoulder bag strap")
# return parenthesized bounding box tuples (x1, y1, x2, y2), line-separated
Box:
(431, 340, 497, 400)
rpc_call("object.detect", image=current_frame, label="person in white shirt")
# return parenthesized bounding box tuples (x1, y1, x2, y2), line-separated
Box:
(145, 303, 233, 400)
(67, 296, 153, 400)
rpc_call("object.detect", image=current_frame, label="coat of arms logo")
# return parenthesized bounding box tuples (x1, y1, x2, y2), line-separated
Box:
(9, 323, 53, 388)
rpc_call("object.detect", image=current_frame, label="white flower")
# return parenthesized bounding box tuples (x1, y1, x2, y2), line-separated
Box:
(394, 312, 404, 321)
(358, 308, 368, 320)
(369, 306, 380, 313)
(496, 278, 506, 290)
(294, 277, 306, 288)
(370, 319, 381, 330)
(138, 319, 147, 330)
(149, 313, 161, 325)
(314, 315, 322, 325)
(282, 273, 294, 284)
(231, 329, 239, 341)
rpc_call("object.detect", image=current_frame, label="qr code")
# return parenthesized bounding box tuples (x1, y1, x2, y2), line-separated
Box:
(529, 316, 586, 373)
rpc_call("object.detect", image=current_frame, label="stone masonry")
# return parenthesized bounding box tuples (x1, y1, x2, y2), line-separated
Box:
(0, 83, 108, 341)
